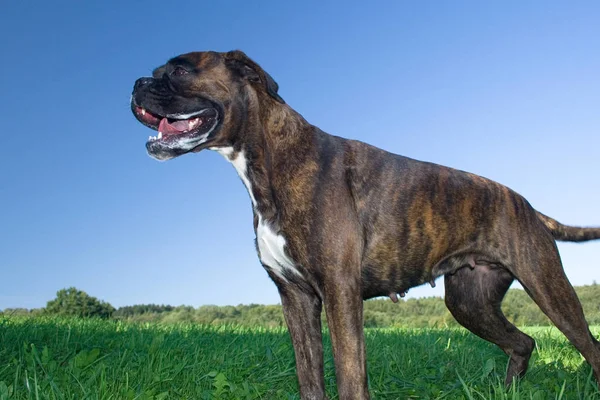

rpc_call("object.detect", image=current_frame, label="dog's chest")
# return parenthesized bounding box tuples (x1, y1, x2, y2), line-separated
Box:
(213, 147, 301, 281)
(255, 218, 299, 280)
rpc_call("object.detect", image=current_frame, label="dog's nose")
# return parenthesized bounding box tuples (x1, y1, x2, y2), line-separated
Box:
(133, 77, 153, 92)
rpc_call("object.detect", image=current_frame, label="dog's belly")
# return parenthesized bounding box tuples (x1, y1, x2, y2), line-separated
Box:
(360, 250, 494, 300)
(361, 262, 429, 300)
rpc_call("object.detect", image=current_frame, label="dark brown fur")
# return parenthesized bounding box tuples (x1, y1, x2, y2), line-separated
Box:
(132, 50, 600, 400)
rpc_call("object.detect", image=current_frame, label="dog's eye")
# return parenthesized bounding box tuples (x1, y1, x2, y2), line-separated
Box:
(171, 66, 189, 77)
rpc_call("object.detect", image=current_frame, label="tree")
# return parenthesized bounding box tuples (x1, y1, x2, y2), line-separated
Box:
(45, 287, 114, 318)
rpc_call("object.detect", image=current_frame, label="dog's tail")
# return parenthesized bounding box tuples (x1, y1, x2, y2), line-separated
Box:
(536, 211, 600, 242)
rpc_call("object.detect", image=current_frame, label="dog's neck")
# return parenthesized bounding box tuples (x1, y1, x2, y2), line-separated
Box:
(212, 104, 313, 224)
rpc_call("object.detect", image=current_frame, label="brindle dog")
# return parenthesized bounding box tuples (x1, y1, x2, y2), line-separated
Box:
(131, 50, 600, 399)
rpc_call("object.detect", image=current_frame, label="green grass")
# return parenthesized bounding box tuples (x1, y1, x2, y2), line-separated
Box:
(1, 316, 599, 399)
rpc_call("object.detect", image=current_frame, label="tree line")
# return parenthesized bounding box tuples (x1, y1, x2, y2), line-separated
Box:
(4, 284, 600, 328)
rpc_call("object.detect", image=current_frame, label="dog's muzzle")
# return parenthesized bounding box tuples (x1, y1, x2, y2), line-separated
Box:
(131, 78, 221, 161)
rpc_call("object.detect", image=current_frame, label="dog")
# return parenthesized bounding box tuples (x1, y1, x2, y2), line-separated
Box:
(131, 50, 600, 399)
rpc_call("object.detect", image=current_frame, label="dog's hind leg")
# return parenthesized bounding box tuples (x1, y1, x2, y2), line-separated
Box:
(514, 240, 600, 384)
(444, 265, 535, 386)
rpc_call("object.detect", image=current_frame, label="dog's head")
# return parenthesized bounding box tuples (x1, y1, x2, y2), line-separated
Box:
(131, 50, 284, 161)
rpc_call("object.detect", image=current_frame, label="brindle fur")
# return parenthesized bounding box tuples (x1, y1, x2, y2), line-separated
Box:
(132, 50, 600, 400)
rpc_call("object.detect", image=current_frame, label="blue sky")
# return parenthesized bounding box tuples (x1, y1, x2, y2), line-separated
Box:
(1, 1, 599, 310)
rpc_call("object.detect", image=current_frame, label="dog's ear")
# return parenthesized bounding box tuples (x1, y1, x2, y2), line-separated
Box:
(225, 50, 285, 104)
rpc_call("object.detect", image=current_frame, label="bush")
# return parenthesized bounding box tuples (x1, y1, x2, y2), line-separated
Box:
(45, 287, 114, 318)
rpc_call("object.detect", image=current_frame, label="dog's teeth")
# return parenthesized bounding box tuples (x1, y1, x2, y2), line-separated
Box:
(188, 118, 200, 130)
(158, 131, 163, 139)
(148, 135, 152, 141)
(141, 108, 146, 116)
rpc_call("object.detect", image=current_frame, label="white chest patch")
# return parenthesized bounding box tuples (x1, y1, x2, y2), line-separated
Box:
(212, 147, 301, 281)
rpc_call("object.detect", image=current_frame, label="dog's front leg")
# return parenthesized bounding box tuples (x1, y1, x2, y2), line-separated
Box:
(279, 285, 328, 400)
(324, 271, 369, 400)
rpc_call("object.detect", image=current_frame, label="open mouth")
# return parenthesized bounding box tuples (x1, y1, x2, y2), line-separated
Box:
(133, 106, 219, 144)
(132, 104, 221, 160)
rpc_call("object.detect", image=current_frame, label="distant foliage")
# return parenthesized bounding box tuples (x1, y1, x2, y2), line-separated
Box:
(502, 284, 600, 327)
(5, 284, 600, 328)
(110, 285, 600, 328)
(44, 287, 115, 319)
(0, 308, 43, 317)
(113, 303, 287, 327)
(112, 304, 175, 318)
(363, 296, 457, 328)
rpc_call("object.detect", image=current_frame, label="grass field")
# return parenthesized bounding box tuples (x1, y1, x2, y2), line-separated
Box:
(1, 316, 600, 399)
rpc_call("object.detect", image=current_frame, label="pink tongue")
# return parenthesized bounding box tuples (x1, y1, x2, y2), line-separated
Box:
(158, 118, 189, 134)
